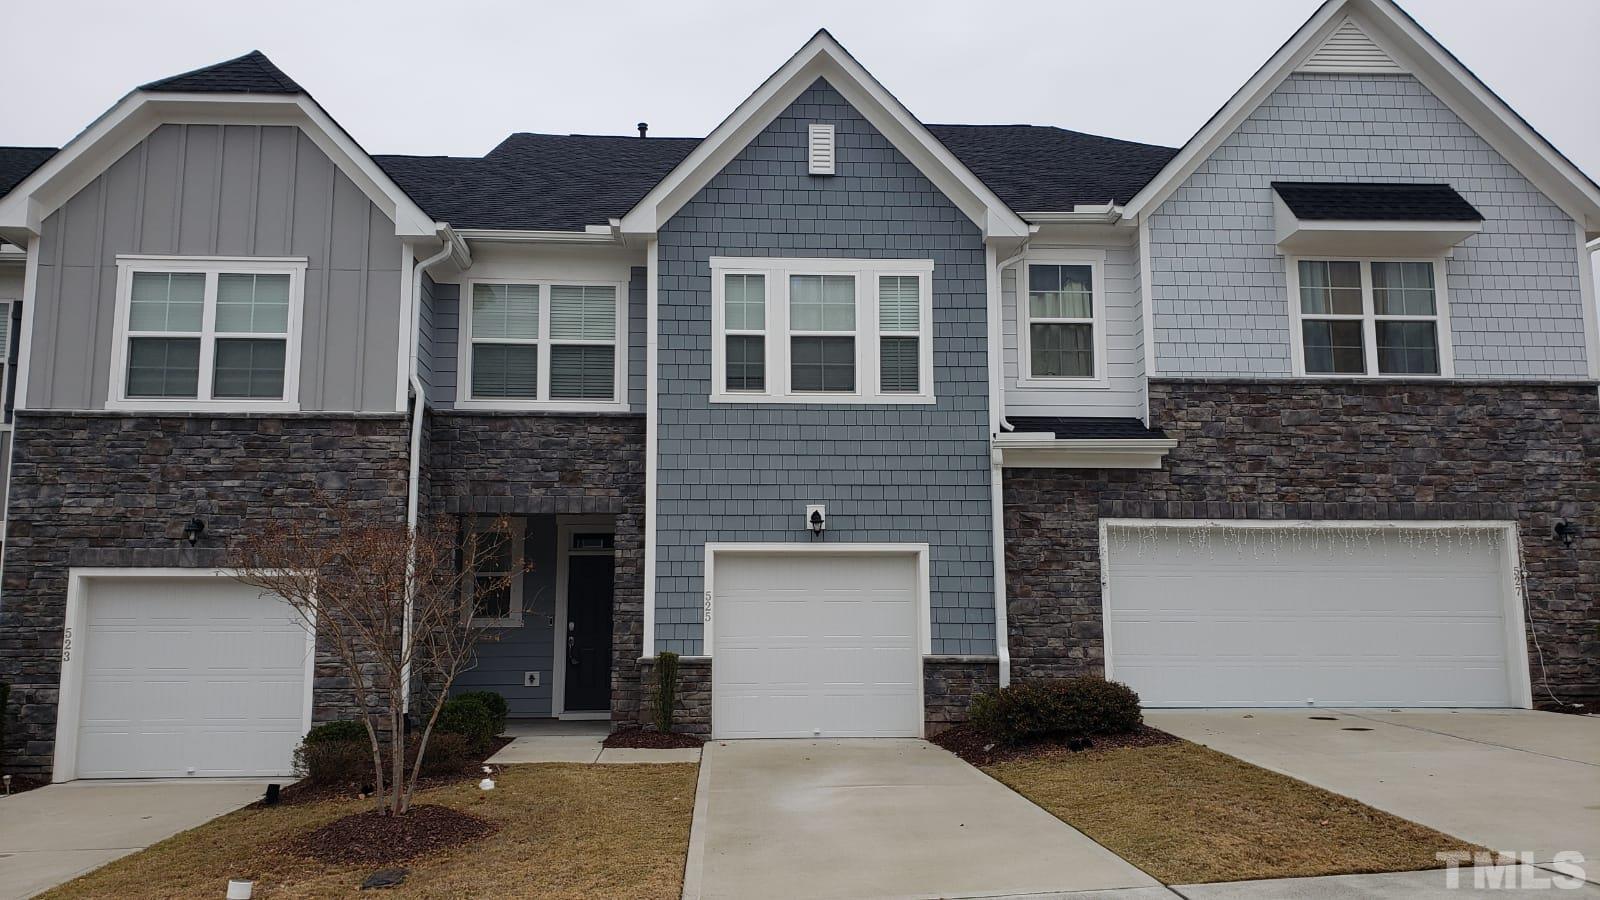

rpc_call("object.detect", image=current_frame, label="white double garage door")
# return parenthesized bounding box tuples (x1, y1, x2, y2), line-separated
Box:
(57, 573, 310, 780)
(709, 523, 1529, 739)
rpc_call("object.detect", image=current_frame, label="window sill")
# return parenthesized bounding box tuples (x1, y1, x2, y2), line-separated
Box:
(103, 399, 302, 414)
(452, 398, 631, 414)
(1291, 372, 1450, 380)
(471, 617, 523, 629)
(1014, 375, 1110, 391)
(709, 392, 936, 405)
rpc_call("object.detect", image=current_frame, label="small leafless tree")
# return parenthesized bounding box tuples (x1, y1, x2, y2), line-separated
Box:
(231, 495, 519, 815)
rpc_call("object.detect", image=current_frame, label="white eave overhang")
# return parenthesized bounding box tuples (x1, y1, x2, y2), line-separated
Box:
(454, 224, 622, 245)
(1272, 195, 1481, 257)
(992, 432, 1178, 469)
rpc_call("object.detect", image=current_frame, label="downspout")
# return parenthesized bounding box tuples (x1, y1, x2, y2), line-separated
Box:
(988, 242, 1028, 688)
(401, 228, 463, 713)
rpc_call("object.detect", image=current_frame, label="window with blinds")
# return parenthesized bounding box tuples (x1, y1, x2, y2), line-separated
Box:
(465, 281, 622, 406)
(111, 257, 305, 410)
(878, 275, 921, 393)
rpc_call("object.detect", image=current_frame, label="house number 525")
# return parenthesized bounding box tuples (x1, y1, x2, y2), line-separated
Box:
(703, 591, 712, 623)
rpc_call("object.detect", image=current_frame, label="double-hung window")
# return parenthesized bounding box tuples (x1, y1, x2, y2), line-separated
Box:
(464, 517, 525, 628)
(460, 279, 627, 410)
(1020, 253, 1104, 384)
(109, 256, 305, 411)
(710, 257, 933, 403)
(1290, 258, 1451, 377)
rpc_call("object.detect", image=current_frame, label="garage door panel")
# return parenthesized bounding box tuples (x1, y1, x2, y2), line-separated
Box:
(73, 577, 308, 778)
(1105, 526, 1519, 708)
(712, 552, 922, 739)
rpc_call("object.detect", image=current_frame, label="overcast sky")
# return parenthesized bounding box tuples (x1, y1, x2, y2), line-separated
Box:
(4, 0, 1597, 179)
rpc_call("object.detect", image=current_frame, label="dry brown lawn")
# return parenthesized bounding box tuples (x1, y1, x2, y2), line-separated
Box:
(42, 763, 698, 900)
(986, 742, 1483, 884)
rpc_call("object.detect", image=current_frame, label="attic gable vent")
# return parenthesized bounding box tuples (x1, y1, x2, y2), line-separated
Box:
(808, 124, 836, 175)
(1299, 19, 1404, 73)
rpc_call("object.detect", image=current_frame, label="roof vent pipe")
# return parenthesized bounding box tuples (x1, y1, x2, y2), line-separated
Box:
(637, 122, 648, 138)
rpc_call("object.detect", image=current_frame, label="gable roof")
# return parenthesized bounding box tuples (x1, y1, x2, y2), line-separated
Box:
(1124, 0, 1600, 235)
(374, 126, 1174, 232)
(1272, 182, 1482, 222)
(619, 30, 1030, 239)
(0, 147, 57, 199)
(139, 50, 303, 94)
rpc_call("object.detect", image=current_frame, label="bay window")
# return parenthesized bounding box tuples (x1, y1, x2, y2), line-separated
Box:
(109, 256, 305, 411)
(710, 257, 934, 403)
(1290, 258, 1451, 377)
(459, 279, 627, 409)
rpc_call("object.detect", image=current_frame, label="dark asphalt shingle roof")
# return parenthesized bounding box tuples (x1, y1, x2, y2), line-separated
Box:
(927, 125, 1178, 210)
(140, 50, 303, 94)
(1006, 417, 1168, 440)
(1272, 182, 1483, 222)
(0, 147, 56, 199)
(375, 126, 1177, 231)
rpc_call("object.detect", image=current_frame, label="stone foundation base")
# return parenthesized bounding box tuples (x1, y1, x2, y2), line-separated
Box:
(924, 656, 1000, 735)
(634, 656, 712, 735)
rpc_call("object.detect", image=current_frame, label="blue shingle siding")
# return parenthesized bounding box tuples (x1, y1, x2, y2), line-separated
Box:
(417, 273, 438, 396)
(1150, 73, 1588, 379)
(654, 78, 995, 656)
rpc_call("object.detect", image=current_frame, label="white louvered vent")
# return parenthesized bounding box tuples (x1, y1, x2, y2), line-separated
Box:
(1299, 19, 1404, 73)
(807, 124, 836, 175)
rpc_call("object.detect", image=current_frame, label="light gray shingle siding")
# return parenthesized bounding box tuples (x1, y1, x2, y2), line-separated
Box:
(1150, 73, 1588, 379)
(654, 78, 995, 656)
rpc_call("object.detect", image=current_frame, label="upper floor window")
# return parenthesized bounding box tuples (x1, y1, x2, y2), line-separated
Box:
(1289, 258, 1452, 377)
(458, 279, 627, 411)
(108, 256, 306, 411)
(709, 257, 934, 404)
(1020, 252, 1105, 386)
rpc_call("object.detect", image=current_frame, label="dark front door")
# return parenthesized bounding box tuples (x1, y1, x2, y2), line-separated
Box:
(565, 554, 614, 712)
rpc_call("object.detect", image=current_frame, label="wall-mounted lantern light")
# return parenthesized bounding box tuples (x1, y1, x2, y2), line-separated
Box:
(806, 505, 827, 538)
(1554, 519, 1576, 549)
(182, 518, 206, 546)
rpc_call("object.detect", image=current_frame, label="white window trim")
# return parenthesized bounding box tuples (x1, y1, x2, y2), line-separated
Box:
(1286, 256, 1455, 378)
(0, 299, 13, 432)
(709, 257, 935, 404)
(1018, 249, 1109, 389)
(455, 277, 629, 412)
(106, 255, 307, 413)
(465, 517, 526, 629)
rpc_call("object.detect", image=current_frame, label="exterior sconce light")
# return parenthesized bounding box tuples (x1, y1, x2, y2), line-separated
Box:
(806, 505, 827, 537)
(1554, 519, 1576, 549)
(182, 518, 206, 546)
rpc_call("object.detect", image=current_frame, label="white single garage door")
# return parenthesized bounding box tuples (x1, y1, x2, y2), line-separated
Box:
(711, 552, 922, 739)
(1103, 523, 1526, 708)
(70, 576, 311, 778)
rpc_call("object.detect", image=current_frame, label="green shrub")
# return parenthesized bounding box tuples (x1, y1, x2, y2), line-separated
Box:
(294, 730, 476, 786)
(968, 676, 1142, 745)
(437, 695, 498, 750)
(302, 720, 369, 746)
(453, 691, 508, 735)
(414, 732, 474, 776)
(654, 651, 680, 734)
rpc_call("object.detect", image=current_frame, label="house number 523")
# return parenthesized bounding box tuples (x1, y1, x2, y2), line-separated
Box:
(61, 626, 73, 662)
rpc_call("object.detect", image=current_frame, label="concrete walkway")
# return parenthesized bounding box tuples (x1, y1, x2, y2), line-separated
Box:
(486, 720, 701, 764)
(1148, 709, 1600, 868)
(0, 779, 267, 900)
(683, 739, 1157, 900)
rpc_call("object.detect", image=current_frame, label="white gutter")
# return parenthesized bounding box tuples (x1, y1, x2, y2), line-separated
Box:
(987, 242, 1027, 688)
(401, 227, 467, 712)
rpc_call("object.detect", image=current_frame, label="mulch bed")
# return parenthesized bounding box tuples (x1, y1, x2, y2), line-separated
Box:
(289, 804, 497, 864)
(931, 722, 1181, 766)
(262, 735, 515, 808)
(603, 727, 704, 749)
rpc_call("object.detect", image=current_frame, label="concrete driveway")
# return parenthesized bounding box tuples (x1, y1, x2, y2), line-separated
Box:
(0, 779, 267, 899)
(1148, 709, 1600, 870)
(683, 739, 1157, 900)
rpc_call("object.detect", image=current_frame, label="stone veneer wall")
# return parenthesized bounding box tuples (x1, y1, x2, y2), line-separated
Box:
(636, 656, 712, 736)
(0, 413, 412, 776)
(427, 412, 646, 724)
(924, 657, 1000, 735)
(1005, 380, 1600, 703)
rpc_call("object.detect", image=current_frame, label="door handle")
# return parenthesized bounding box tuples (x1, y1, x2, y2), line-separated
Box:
(567, 635, 576, 649)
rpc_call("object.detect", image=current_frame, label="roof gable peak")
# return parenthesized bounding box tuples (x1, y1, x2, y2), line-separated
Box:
(140, 50, 303, 95)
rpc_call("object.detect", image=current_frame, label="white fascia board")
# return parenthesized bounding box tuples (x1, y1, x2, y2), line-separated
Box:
(456, 227, 622, 245)
(993, 433, 1179, 469)
(1123, 0, 1600, 233)
(0, 92, 436, 240)
(619, 31, 1027, 241)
